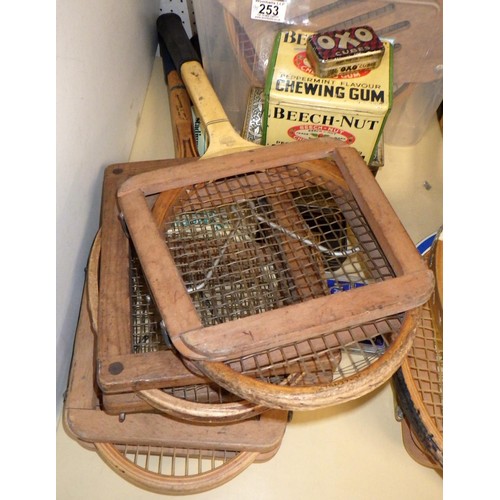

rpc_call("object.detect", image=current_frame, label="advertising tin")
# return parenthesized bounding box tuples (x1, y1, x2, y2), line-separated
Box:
(263, 29, 392, 165)
(306, 26, 385, 78)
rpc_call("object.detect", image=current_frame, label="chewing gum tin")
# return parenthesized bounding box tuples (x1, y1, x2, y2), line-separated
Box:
(263, 29, 392, 165)
(306, 26, 385, 78)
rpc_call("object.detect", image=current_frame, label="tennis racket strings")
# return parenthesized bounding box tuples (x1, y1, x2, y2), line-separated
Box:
(393, 234, 443, 468)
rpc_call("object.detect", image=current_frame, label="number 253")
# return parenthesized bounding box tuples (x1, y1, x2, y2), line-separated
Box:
(259, 3, 279, 16)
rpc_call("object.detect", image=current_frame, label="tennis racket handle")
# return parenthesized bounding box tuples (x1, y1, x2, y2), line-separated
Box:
(157, 14, 201, 71)
(167, 71, 198, 159)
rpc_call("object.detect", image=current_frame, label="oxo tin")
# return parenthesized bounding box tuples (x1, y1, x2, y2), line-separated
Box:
(306, 26, 385, 78)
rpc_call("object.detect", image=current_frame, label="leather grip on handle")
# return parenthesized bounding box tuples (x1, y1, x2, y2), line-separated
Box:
(157, 14, 201, 72)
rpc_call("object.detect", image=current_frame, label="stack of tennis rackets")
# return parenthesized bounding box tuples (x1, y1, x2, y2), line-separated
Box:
(62, 14, 436, 494)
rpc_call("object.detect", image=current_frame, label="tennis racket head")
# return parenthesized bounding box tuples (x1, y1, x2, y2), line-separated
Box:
(195, 308, 419, 410)
(117, 140, 434, 410)
(94, 442, 262, 495)
(393, 233, 443, 468)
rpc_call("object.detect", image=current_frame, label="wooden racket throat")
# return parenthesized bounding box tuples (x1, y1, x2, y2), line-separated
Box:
(177, 60, 253, 158)
(117, 140, 434, 362)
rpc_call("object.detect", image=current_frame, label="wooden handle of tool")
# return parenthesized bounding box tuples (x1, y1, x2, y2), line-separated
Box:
(154, 32, 200, 225)
(158, 34, 198, 159)
(157, 13, 252, 156)
(179, 61, 239, 134)
(166, 70, 198, 159)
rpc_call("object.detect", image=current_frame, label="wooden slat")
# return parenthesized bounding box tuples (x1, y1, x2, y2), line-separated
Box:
(97, 166, 132, 357)
(98, 350, 208, 394)
(96, 158, 192, 393)
(101, 391, 153, 414)
(64, 286, 99, 411)
(117, 137, 344, 197)
(434, 238, 443, 305)
(332, 147, 427, 277)
(117, 188, 203, 341)
(177, 270, 433, 361)
(66, 408, 287, 451)
(97, 159, 191, 361)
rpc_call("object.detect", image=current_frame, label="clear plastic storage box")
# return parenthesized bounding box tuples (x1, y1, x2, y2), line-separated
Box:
(193, 0, 443, 146)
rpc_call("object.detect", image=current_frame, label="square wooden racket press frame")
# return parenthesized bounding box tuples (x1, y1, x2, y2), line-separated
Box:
(92, 157, 240, 409)
(111, 138, 434, 375)
(94, 156, 273, 421)
(97, 138, 434, 394)
(88, 227, 268, 420)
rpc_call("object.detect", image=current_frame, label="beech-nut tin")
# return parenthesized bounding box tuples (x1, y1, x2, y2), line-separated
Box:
(306, 26, 385, 78)
(263, 29, 392, 165)
(244, 85, 385, 172)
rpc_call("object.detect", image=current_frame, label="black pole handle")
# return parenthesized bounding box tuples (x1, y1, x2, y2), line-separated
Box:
(157, 14, 201, 73)
(158, 36, 175, 83)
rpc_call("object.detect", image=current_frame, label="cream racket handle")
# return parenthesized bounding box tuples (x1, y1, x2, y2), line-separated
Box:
(157, 13, 254, 158)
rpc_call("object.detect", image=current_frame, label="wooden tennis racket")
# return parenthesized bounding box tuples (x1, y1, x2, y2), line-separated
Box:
(393, 231, 443, 469)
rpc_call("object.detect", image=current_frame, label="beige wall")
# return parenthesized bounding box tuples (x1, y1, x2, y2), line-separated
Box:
(56, 0, 160, 422)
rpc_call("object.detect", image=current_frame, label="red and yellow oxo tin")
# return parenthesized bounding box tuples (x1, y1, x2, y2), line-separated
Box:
(306, 26, 385, 78)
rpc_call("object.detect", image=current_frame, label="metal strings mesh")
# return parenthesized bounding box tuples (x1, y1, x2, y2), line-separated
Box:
(130, 248, 255, 404)
(112, 443, 240, 477)
(405, 296, 443, 433)
(163, 166, 395, 327)
(130, 251, 165, 353)
(129, 164, 402, 389)
(161, 382, 243, 404)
